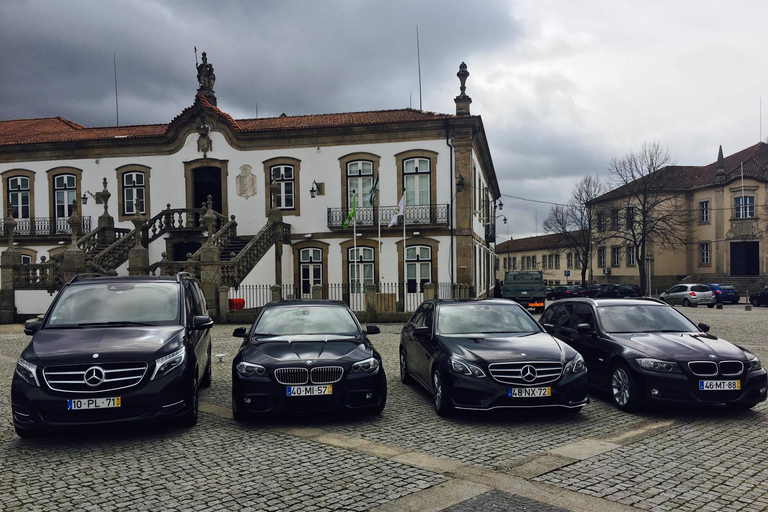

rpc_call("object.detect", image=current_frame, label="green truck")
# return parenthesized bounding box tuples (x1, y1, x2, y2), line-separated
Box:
(502, 271, 547, 313)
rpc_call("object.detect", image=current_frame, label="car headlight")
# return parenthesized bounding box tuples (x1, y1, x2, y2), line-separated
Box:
(236, 361, 267, 377)
(350, 357, 380, 374)
(151, 346, 186, 380)
(16, 357, 39, 386)
(450, 357, 486, 378)
(636, 358, 682, 373)
(563, 353, 586, 375)
(745, 351, 762, 372)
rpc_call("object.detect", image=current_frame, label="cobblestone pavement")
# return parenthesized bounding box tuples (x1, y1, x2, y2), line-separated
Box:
(0, 304, 767, 511)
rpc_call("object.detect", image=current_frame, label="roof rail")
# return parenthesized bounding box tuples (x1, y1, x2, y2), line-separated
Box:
(175, 271, 193, 283)
(66, 273, 109, 286)
(635, 297, 667, 305)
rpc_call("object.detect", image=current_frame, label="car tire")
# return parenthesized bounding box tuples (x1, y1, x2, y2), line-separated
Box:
(751, 297, 760, 307)
(200, 346, 212, 389)
(611, 363, 639, 412)
(682, 298, 691, 307)
(707, 304, 715, 308)
(432, 367, 453, 417)
(178, 375, 199, 427)
(399, 346, 413, 385)
(14, 425, 40, 439)
(726, 401, 759, 410)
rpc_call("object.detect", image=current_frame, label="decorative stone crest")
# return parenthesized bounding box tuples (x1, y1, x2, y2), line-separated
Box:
(236, 164, 257, 199)
(726, 220, 763, 240)
(196, 51, 216, 105)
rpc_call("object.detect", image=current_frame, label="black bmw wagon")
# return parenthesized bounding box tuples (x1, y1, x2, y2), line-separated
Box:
(12, 273, 213, 438)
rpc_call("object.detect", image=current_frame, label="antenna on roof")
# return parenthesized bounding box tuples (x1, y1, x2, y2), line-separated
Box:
(416, 26, 423, 111)
(409, 91, 412, 109)
(113, 53, 119, 127)
(760, 97, 762, 142)
(255, 102, 258, 118)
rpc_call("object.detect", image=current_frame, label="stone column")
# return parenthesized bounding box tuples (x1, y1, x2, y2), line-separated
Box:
(0, 211, 20, 323)
(453, 132, 474, 286)
(218, 286, 229, 323)
(128, 204, 149, 276)
(199, 224, 221, 318)
(365, 283, 376, 323)
(714, 186, 725, 275)
(423, 282, 436, 301)
(268, 181, 284, 288)
(311, 284, 323, 300)
(62, 202, 86, 282)
(97, 177, 116, 245)
(270, 284, 282, 302)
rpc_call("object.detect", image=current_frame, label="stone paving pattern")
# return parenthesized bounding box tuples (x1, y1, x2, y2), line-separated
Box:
(442, 490, 572, 512)
(1, 304, 767, 511)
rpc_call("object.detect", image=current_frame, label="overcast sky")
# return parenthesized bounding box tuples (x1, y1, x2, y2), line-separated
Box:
(1, 0, 766, 238)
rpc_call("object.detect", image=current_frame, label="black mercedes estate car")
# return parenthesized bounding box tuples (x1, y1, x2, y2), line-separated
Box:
(541, 298, 767, 411)
(12, 273, 213, 438)
(400, 299, 589, 416)
(231, 300, 386, 418)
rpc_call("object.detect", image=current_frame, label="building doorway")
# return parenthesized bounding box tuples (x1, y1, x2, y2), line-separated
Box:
(730, 241, 759, 276)
(173, 241, 202, 261)
(193, 167, 222, 212)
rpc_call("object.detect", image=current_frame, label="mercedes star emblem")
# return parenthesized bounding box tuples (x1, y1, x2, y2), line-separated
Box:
(84, 366, 105, 387)
(92, 353, 99, 359)
(521, 365, 537, 382)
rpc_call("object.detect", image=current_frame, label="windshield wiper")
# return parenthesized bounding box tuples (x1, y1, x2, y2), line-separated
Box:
(77, 321, 157, 327)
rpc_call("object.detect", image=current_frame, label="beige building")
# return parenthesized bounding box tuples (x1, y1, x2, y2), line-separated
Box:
(496, 231, 586, 285)
(588, 143, 768, 293)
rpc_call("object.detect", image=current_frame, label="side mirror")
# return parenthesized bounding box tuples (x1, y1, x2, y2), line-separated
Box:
(576, 323, 593, 335)
(232, 327, 247, 338)
(193, 315, 214, 330)
(698, 322, 710, 333)
(24, 321, 41, 336)
(413, 326, 430, 336)
(365, 325, 381, 335)
(543, 323, 555, 335)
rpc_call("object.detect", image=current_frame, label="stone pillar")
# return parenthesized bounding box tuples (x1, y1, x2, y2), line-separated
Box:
(268, 181, 284, 288)
(97, 177, 116, 245)
(199, 237, 221, 319)
(312, 284, 323, 300)
(127, 205, 149, 276)
(218, 286, 229, 323)
(423, 282, 436, 301)
(62, 202, 86, 282)
(453, 132, 474, 286)
(271, 284, 282, 302)
(0, 211, 20, 323)
(365, 283, 376, 322)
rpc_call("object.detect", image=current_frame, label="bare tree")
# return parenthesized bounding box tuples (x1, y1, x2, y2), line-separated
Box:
(543, 175, 608, 286)
(604, 141, 687, 295)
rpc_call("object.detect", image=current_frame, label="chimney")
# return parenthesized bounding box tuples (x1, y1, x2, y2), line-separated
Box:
(454, 62, 472, 116)
(715, 145, 726, 184)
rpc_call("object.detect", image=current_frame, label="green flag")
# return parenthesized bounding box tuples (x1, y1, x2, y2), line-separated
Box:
(367, 174, 379, 207)
(343, 196, 356, 228)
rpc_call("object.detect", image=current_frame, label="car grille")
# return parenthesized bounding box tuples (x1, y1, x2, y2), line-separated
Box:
(719, 361, 744, 376)
(43, 362, 148, 393)
(273, 367, 309, 385)
(688, 361, 718, 376)
(488, 361, 563, 386)
(310, 366, 344, 384)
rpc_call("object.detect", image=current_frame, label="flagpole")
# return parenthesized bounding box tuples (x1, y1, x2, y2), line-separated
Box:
(377, 185, 382, 285)
(740, 162, 745, 217)
(353, 195, 358, 299)
(403, 192, 407, 306)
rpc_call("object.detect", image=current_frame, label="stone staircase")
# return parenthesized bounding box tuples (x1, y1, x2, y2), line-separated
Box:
(687, 275, 765, 298)
(220, 235, 254, 262)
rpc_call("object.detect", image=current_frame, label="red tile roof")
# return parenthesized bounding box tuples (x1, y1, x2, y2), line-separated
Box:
(594, 142, 768, 203)
(0, 95, 456, 147)
(496, 230, 585, 253)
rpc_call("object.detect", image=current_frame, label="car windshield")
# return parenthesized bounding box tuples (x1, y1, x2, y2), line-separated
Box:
(597, 304, 698, 333)
(47, 282, 179, 327)
(254, 305, 359, 335)
(437, 302, 541, 335)
(718, 285, 735, 290)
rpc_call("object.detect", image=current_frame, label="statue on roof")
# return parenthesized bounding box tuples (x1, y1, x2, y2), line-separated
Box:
(196, 51, 217, 106)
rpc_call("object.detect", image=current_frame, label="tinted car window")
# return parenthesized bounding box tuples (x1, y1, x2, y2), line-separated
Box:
(573, 304, 595, 327)
(47, 282, 180, 326)
(255, 305, 359, 335)
(410, 308, 426, 327)
(437, 302, 540, 334)
(692, 285, 710, 293)
(596, 304, 698, 333)
(553, 304, 573, 327)
(540, 305, 558, 324)
(422, 304, 434, 330)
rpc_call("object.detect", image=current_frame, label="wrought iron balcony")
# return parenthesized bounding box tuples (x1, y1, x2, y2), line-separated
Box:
(0, 217, 92, 237)
(327, 204, 449, 229)
(485, 223, 496, 243)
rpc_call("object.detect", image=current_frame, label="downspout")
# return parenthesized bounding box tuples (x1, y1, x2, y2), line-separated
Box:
(445, 121, 455, 287)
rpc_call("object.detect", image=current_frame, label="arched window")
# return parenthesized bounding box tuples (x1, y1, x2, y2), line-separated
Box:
(346, 160, 374, 209)
(406, 245, 432, 293)
(403, 157, 430, 206)
(348, 246, 374, 293)
(299, 248, 323, 295)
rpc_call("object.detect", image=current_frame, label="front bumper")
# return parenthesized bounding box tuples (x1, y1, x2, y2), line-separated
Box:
(11, 369, 193, 432)
(446, 369, 590, 410)
(631, 364, 768, 405)
(233, 369, 385, 414)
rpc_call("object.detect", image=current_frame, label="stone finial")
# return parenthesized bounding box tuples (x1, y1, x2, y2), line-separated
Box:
(130, 199, 146, 248)
(4, 204, 17, 245)
(454, 62, 472, 116)
(196, 51, 217, 106)
(268, 181, 283, 222)
(100, 177, 111, 215)
(715, 145, 726, 184)
(67, 200, 81, 245)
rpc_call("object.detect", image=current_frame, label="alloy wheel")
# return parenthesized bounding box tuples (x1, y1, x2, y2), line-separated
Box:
(433, 370, 442, 409)
(612, 367, 630, 407)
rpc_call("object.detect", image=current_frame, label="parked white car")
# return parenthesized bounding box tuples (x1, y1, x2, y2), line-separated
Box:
(659, 284, 716, 307)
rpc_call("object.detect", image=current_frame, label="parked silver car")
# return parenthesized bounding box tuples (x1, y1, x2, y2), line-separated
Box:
(659, 284, 716, 307)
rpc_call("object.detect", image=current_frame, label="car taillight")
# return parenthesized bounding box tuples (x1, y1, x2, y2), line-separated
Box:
(716, 290, 722, 294)
(689, 291, 696, 296)
(565, 291, 571, 294)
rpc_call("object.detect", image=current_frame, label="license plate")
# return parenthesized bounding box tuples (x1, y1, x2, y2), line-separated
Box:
(508, 387, 551, 398)
(699, 380, 741, 391)
(286, 385, 333, 397)
(521, 291, 528, 295)
(67, 397, 121, 410)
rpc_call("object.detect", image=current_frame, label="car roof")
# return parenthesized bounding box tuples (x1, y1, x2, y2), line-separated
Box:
(553, 297, 667, 307)
(67, 275, 181, 286)
(265, 300, 349, 307)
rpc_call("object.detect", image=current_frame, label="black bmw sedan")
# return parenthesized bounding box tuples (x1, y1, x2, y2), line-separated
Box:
(399, 299, 589, 416)
(12, 274, 213, 438)
(231, 301, 386, 418)
(541, 298, 768, 411)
